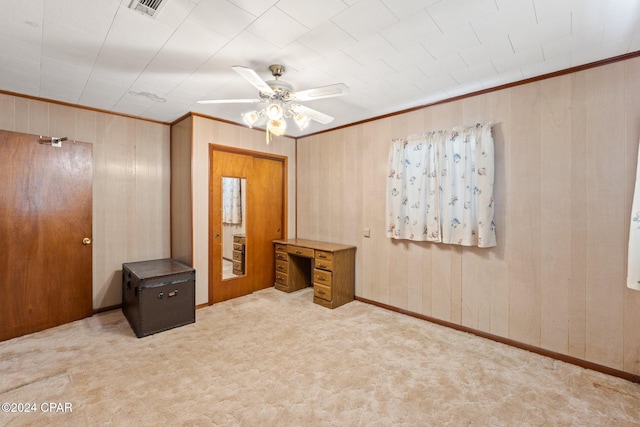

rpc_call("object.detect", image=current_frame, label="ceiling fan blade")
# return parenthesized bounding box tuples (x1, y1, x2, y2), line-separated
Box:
(292, 104, 334, 124)
(196, 98, 261, 104)
(232, 66, 275, 96)
(294, 83, 349, 101)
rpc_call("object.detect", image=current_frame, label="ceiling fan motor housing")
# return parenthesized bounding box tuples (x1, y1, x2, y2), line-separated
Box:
(261, 79, 295, 102)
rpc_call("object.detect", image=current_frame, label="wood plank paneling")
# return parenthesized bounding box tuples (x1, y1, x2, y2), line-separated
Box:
(623, 57, 640, 375)
(388, 241, 409, 309)
(568, 71, 588, 360)
(50, 103, 75, 137)
(14, 97, 29, 132)
(361, 118, 399, 304)
(0, 94, 15, 130)
(487, 93, 511, 338)
(134, 121, 170, 258)
(170, 116, 193, 265)
(449, 246, 463, 324)
(584, 65, 626, 369)
(431, 244, 453, 321)
(420, 241, 433, 317)
(540, 76, 572, 354)
(507, 82, 542, 346)
(296, 54, 640, 377)
(296, 134, 321, 239)
(74, 108, 98, 143)
(461, 248, 481, 329)
(406, 241, 424, 313)
(360, 122, 381, 301)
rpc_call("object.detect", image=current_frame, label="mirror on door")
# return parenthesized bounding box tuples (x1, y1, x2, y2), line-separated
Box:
(222, 177, 247, 280)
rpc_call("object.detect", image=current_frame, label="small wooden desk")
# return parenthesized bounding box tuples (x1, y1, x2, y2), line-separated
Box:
(273, 239, 356, 309)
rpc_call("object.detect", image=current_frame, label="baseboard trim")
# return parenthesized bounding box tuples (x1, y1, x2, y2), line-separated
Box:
(94, 304, 121, 314)
(355, 296, 640, 384)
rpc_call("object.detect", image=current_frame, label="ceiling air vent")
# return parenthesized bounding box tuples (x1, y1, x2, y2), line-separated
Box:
(129, 0, 167, 18)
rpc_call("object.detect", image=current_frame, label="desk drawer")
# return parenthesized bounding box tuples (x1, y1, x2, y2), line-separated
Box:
(314, 283, 331, 301)
(275, 272, 288, 286)
(287, 245, 314, 258)
(314, 259, 332, 271)
(275, 243, 287, 252)
(232, 250, 243, 262)
(315, 250, 333, 262)
(233, 262, 244, 275)
(275, 259, 288, 274)
(314, 268, 332, 286)
(275, 250, 288, 262)
(233, 243, 244, 252)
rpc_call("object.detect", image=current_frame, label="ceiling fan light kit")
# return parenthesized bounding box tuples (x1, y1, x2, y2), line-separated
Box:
(198, 64, 349, 144)
(265, 103, 282, 120)
(294, 113, 311, 130)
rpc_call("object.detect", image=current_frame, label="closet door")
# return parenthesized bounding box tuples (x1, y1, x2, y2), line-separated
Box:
(209, 146, 285, 304)
(250, 156, 284, 292)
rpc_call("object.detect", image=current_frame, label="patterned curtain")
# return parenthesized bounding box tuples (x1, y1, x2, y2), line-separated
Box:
(222, 177, 242, 225)
(386, 123, 496, 248)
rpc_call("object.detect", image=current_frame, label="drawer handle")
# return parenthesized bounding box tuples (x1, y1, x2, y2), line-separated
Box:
(316, 275, 325, 281)
(168, 289, 178, 297)
(318, 263, 328, 269)
(317, 289, 326, 295)
(277, 265, 284, 270)
(318, 253, 327, 259)
(276, 255, 284, 260)
(277, 275, 284, 280)
(295, 250, 303, 254)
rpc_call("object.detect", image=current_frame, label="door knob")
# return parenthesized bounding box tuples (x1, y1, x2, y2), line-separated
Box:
(82, 237, 92, 245)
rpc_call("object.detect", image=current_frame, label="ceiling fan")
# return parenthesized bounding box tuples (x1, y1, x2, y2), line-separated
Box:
(197, 64, 349, 142)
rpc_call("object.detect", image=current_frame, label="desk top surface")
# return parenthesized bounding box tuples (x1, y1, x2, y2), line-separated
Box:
(273, 238, 356, 252)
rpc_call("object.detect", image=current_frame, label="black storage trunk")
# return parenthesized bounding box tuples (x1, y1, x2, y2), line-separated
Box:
(122, 259, 195, 338)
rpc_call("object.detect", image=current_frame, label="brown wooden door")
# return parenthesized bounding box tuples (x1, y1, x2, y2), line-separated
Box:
(209, 146, 285, 304)
(210, 149, 254, 302)
(0, 131, 93, 341)
(250, 156, 284, 292)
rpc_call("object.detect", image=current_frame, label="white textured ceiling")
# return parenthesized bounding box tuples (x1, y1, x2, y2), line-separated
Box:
(1, 0, 638, 137)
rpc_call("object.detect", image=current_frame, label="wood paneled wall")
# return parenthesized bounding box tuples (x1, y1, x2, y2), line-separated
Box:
(170, 116, 193, 266)
(0, 94, 171, 310)
(172, 114, 296, 306)
(296, 57, 640, 376)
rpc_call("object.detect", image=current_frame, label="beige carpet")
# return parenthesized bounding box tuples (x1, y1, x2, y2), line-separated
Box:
(1, 287, 639, 426)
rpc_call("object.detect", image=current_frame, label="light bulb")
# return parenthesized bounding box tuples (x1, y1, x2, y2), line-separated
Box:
(267, 119, 286, 136)
(266, 103, 283, 120)
(294, 113, 310, 130)
(242, 111, 259, 128)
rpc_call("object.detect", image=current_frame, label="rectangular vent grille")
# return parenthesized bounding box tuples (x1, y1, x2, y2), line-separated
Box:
(129, 0, 167, 17)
